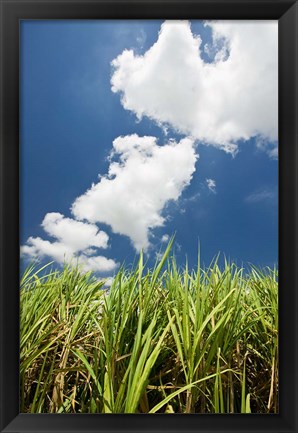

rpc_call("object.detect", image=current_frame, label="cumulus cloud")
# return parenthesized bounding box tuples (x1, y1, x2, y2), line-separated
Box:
(206, 178, 216, 193)
(72, 134, 198, 251)
(77, 255, 118, 273)
(111, 20, 278, 154)
(42, 212, 109, 250)
(21, 213, 118, 273)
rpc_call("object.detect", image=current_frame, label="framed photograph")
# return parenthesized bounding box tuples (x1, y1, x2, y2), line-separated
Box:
(0, 0, 297, 432)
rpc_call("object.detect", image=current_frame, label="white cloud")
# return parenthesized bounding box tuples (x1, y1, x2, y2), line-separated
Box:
(103, 276, 115, 288)
(111, 20, 278, 154)
(21, 237, 74, 264)
(42, 212, 109, 251)
(186, 192, 201, 202)
(161, 234, 170, 243)
(77, 255, 118, 273)
(256, 137, 278, 159)
(21, 213, 118, 273)
(136, 29, 146, 49)
(72, 134, 198, 251)
(155, 251, 164, 261)
(245, 188, 276, 204)
(206, 178, 216, 193)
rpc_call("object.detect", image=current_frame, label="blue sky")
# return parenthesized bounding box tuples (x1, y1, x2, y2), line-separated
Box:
(20, 20, 278, 277)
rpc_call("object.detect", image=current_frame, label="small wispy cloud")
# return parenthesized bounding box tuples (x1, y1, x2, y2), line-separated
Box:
(255, 138, 278, 160)
(245, 188, 277, 204)
(175, 242, 182, 252)
(155, 251, 164, 261)
(187, 191, 201, 202)
(136, 29, 147, 49)
(161, 234, 170, 243)
(206, 178, 216, 193)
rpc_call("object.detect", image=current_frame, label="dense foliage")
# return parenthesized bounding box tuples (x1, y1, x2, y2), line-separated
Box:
(20, 243, 278, 413)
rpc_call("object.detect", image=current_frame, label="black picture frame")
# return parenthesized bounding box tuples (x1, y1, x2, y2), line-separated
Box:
(0, 0, 297, 432)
